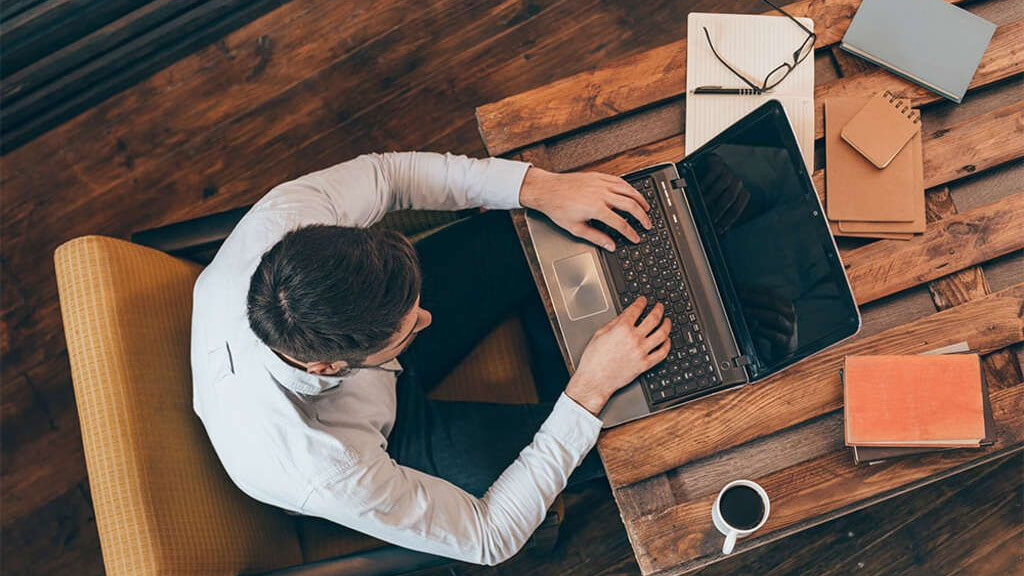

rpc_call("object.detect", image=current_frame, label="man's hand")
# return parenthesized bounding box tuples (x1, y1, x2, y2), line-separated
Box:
(565, 297, 671, 415)
(519, 167, 652, 251)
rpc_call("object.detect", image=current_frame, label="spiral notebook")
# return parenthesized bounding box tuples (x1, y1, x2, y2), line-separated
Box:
(842, 90, 921, 169)
(686, 12, 815, 172)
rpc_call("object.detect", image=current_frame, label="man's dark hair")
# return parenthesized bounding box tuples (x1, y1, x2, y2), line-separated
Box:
(247, 225, 421, 364)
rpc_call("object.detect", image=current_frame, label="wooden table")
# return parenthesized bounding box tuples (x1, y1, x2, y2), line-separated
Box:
(474, 0, 1024, 573)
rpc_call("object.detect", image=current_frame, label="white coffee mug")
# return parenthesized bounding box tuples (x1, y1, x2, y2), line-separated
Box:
(711, 480, 771, 555)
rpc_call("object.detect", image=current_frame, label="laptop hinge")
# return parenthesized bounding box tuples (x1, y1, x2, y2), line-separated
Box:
(670, 177, 686, 190)
(731, 354, 753, 368)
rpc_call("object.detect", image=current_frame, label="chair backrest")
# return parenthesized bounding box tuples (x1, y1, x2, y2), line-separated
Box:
(55, 236, 302, 576)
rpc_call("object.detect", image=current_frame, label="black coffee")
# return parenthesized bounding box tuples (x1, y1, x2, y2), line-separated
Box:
(720, 485, 765, 530)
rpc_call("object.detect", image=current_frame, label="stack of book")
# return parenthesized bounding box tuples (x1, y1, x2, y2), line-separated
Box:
(823, 91, 925, 240)
(842, 351, 993, 465)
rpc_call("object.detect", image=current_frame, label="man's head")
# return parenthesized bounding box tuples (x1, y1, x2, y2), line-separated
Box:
(247, 225, 432, 375)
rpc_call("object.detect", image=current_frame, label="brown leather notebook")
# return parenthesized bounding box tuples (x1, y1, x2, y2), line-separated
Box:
(837, 119, 925, 235)
(825, 98, 918, 223)
(844, 354, 986, 447)
(841, 90, 921, 169)
(852, 358, 995, 464)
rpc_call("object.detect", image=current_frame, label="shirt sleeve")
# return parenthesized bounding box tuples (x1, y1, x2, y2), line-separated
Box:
(257, 151, 530, 230)
(301, 393, 603, 565)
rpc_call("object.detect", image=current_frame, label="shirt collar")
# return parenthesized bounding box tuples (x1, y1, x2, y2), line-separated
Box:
(259, 343, 402, 395)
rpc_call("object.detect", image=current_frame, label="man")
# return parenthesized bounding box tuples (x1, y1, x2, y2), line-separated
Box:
(192, 152, 671, 565)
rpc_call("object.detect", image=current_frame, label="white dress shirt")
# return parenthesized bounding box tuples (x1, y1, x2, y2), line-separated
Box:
(191, 152, 603, 565)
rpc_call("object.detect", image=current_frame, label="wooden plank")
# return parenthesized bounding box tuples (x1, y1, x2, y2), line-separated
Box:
(475, 0, 972, 155)
(0, 0, 145, 75)
(598, 283, 1024, 489)
(0, 0, 594, 400)
(0, 483, 105, 576)
(925, 186, 1022, 388)
(829, 457, 1023, 576)
(623, 385, 1024, 575)
(691, 454, 1021, 576)
(1, 0, 204, 102)
(484, 12, 1023, 164)
(1, 6, 704, 573)
(843, 191, 1024, 305)
(574, 88, 1024, 181)
(1, 0, 291, 153)
(453, 451, 1022, 576)
(811, 18, 1024, 139)
(537, 49, 841, 174)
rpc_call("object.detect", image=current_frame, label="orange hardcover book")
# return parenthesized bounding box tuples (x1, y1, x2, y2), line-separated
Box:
(844, 354, 985, 447)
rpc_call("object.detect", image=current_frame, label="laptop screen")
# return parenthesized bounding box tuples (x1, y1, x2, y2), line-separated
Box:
(681, 101, 859, 379)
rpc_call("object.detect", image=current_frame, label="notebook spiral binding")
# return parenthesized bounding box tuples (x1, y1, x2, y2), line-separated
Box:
(882, 90, 921, 124)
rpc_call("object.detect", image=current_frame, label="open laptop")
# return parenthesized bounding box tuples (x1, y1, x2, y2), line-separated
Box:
(526, 100, 861, 428)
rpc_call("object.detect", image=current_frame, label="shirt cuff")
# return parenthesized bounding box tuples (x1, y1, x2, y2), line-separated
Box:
(484, 158, 531, 210)
(539, 393, 603, 458)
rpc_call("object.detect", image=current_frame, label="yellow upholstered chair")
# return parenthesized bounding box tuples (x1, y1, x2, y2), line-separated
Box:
(54, 210, 560, 576)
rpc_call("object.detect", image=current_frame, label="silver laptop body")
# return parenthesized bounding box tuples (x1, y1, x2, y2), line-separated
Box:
(525, 101, 861, 428)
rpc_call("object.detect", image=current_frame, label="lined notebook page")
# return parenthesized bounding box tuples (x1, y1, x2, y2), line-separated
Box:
(686, 13, 815, 171)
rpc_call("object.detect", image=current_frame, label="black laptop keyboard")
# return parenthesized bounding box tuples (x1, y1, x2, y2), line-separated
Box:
(604, 176, 720, 405)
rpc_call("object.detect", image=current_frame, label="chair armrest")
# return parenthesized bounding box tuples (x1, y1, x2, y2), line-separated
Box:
(252, 546, 451, 576)
(131, 206, 251, 265)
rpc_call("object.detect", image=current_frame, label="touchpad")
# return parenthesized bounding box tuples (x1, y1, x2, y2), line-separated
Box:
(553, 252, 609, 320)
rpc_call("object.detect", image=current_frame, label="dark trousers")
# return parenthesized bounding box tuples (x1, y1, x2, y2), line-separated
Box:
(387, 210, 602, 497)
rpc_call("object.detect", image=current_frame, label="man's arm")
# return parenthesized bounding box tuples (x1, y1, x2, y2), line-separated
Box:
(303, 298, 672, 565)
(305, 392, 599, 566)
(251, 151, 652, 249)
(284, 152, 529, 228)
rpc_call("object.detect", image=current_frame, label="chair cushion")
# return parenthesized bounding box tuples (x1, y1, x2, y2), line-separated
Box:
(430, 315, 538, 403)
(55, 237, 303, 576)
(56, 234, 543, 572)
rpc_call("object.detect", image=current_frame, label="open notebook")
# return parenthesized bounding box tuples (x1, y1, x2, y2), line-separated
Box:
(686, 13, 815, 172)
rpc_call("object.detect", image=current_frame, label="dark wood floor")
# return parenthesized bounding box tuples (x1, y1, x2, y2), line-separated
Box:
(1, 1, 1021, 574)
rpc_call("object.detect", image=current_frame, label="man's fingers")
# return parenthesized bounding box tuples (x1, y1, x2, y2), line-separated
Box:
(620, 296, 647, 325)
(636, 302, 664, 333)
(607, 195, 652, 230)
(598, 209, 641, 244)
(645, 340, 671, 369)
(645, 317, 672, 351)
(611, 181, 651, 212)
(598, 174, 650, 211)
(573, 224, 617, 252)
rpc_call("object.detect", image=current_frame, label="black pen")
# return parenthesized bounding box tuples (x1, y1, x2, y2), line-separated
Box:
(694, 86, 761, 95)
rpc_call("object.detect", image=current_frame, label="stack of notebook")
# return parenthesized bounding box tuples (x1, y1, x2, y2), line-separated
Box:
(843, 351, 993, 465)
(824, 91, 925, 240)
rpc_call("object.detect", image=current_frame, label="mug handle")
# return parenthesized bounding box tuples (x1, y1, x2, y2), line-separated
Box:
(722, 530, 738, 555)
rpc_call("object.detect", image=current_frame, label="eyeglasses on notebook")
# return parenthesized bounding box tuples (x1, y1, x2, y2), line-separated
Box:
(695, 0, 816, 96)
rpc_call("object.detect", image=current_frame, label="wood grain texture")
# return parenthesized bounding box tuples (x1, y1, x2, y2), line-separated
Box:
(570, 86, 1024, 185)
(843, 191, 1024, 304)
(623, 386, 1024, 575)
(924, 187, 1023, 388)
(475, 0, 972, 155)
(444, 453, 1023, 576)
(0, 0, 291, 152)
(0, 1, 708, 572)
(599, 283, 1024, 489)
(811, 18, 1024, 139)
